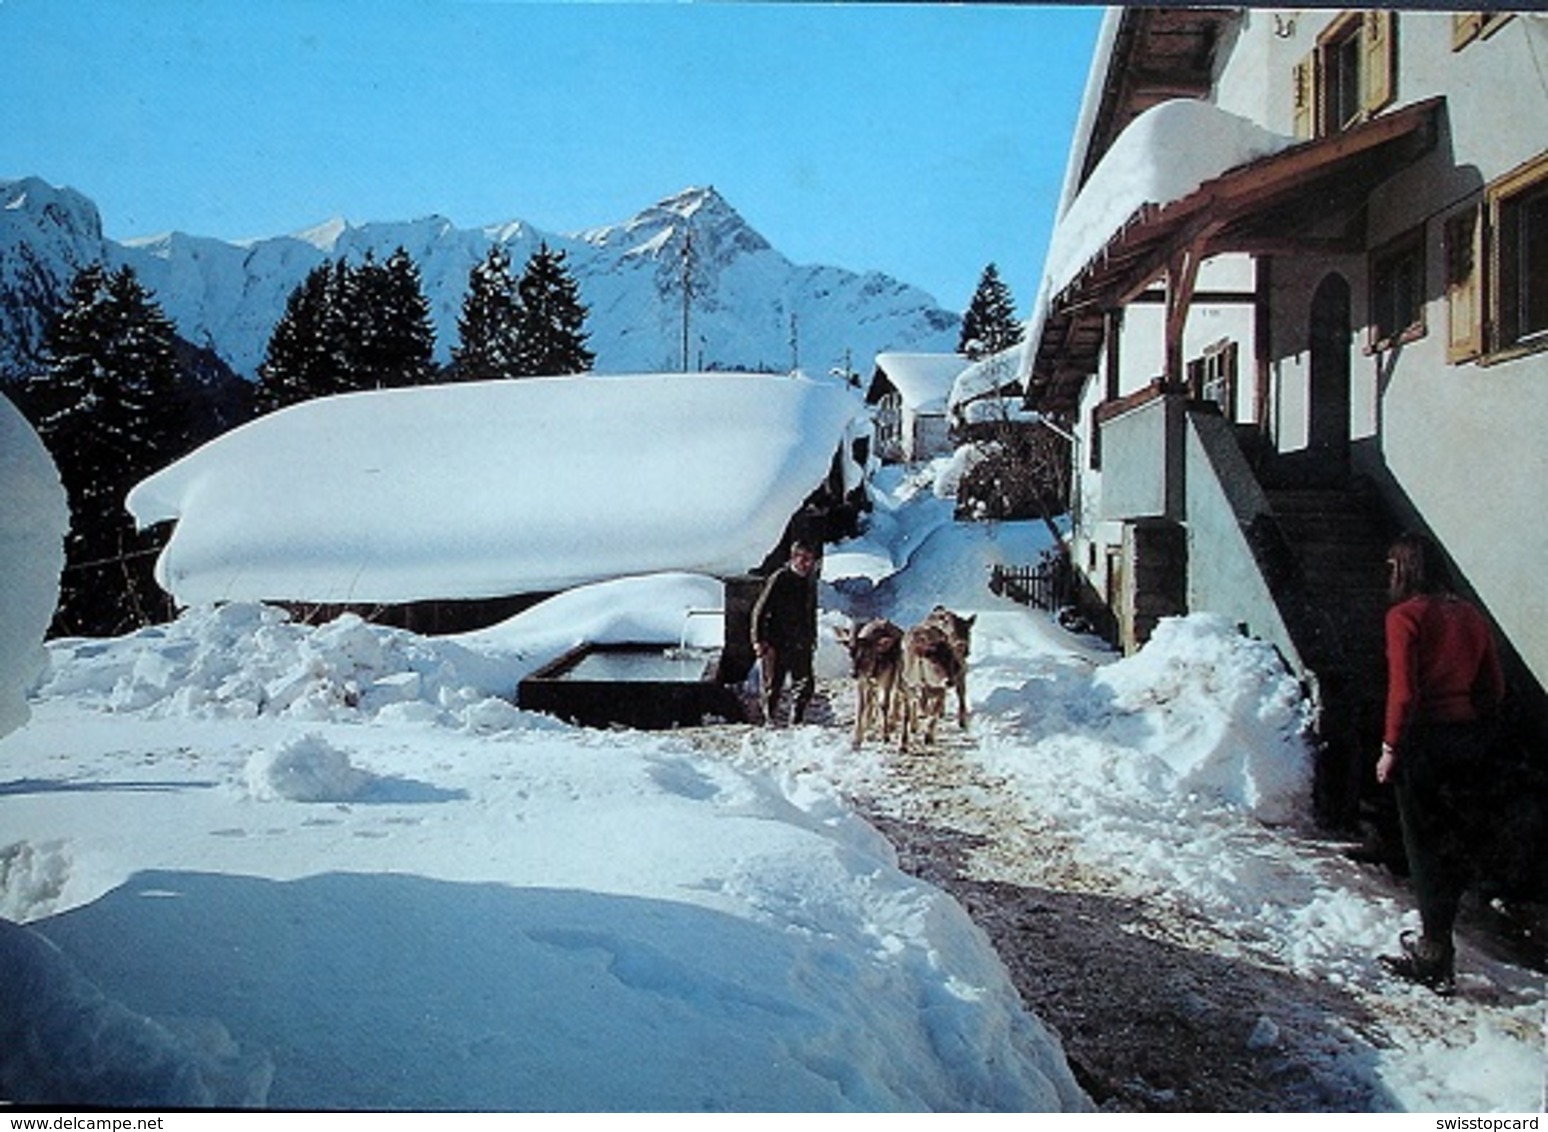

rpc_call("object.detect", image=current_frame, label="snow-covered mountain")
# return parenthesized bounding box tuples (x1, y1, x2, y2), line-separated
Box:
(0, 177, 960, 380)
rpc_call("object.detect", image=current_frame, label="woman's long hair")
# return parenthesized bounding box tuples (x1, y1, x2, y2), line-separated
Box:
(1388, 531, 1452, 604)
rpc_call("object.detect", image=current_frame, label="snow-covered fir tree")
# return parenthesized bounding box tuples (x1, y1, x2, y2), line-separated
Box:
(26, 263, 189, 635)
(958, 263, 1022, 361)
(515, 243, 594, 376)
(450, 245, 523, 382)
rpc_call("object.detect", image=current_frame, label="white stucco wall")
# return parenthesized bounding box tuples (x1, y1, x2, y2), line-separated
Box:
(1225, 10, 1548, 687)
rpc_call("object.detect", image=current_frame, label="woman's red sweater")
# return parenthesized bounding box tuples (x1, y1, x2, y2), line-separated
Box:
(1384, 593, 1505, 748)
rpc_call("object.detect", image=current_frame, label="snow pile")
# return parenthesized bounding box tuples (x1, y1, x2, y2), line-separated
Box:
(39, 603, 512, 727)
(975, 612, 1314, 838)
(0, 392, 68, 740)
(1095, 613, 1316, 824)
(128, 373, 862, 605)
(244, 734, 375, 803)
(37, 574, 733, 730)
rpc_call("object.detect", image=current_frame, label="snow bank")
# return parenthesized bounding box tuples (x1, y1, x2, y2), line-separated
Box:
(1095, 614, 1316, 823)
(9, 593, 1093, 1111)
(128, 373, 861, 606)
(0, 392, 68, 740)
(36, 573, 734, 732)
(0, 918, 273, 1107)
(980, 613, 1313, 826)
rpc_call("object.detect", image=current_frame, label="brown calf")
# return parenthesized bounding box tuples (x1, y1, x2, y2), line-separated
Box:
(834, 618, 904, 749)
(897, 621, 963, 751)
(923, 605, 975, 729)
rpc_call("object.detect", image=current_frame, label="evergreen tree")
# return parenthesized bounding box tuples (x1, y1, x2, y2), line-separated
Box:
(350, 248, 437, 388)
(27, 263, 190, 635)
(377, 246, 438, 386)
(255, 263, 344, 413)
(958, 263, 1023, 361)
(514, 243, 595, 376)
(258, 249, 439, 409)
(451, 244, 524, 382)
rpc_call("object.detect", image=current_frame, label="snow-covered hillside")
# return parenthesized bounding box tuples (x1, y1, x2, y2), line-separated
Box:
(0, 177, 960, 380)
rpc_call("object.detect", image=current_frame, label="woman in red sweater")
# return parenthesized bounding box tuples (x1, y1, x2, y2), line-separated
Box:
(1376, 532, 1505, 994)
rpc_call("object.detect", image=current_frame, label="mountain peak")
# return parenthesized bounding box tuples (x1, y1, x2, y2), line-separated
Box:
(291, 216, 350, 251)
(1, 176, 103, 243)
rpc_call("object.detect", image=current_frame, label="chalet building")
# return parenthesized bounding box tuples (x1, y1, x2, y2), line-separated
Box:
(1024, 8, 1547, 834)
(867, 353, 967, 462)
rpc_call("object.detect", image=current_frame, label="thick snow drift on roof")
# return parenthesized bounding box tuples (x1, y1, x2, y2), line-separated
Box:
(1044, 99, 1296, 298)
(0, 392, 68, 739)
(948, 341, 1028, 413)
(128, 373, 861, 606)
(874, 353, 967, 413)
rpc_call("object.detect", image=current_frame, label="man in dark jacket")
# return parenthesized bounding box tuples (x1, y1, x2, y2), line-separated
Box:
(751, 540, 819, 725)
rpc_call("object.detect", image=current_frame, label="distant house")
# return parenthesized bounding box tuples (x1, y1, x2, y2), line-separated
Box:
(1023, 9, 1548, 829)
(867, 353, 967, 462)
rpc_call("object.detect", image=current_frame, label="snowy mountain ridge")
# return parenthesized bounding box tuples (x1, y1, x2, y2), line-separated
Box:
(0, 177, 960, 381)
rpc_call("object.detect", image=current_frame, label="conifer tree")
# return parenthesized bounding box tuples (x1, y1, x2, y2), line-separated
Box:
(451, 244, 523, 382)
(354, 247, 437, 388)
(255, 263, 344, 413)
(959, 263, 1023, 361)
(259, 249, 439, 409)
(514, 243, 594, 376)
(28, 263, 190, 635)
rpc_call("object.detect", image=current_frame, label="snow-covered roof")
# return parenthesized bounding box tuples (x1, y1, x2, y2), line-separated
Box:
(948, 340, 1029, 413)
(1044, 99, 1295, 301)
(128, 373, 861, 606)
(1019, 96, 1298, 394)
(873, 353, 968, 414)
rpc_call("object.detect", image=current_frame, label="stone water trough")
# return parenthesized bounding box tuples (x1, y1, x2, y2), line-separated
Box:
(516, 576, 762, 730)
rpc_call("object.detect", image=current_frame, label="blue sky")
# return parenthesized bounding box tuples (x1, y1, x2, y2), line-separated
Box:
(1, 1, 1103, 314)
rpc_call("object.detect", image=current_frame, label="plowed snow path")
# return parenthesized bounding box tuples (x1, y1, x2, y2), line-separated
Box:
(676, 678, 1546, 1112)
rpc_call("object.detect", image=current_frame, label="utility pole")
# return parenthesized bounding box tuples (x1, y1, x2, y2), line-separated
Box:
(679, 223, 696, 372)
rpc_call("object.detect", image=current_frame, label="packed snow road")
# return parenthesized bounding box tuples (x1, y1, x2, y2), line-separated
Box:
(678, 645, 1544, 1112)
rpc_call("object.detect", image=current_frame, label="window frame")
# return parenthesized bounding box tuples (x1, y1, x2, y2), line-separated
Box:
(1293, 11, 1397, 141)
(1488, 151, 1548, 359)
(1368, 227, 1428, 353)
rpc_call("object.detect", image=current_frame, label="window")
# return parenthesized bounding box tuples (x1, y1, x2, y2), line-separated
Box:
(1293, 11, 1397, 140)
(1369, 229, 1426, 349)
(1447, 152, 1548, 363)
(1492, 154, 1548, 352)
(1186, 340, 1239, 417)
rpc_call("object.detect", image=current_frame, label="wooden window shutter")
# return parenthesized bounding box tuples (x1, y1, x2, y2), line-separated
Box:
(1224, 340, 1240, 420)
(1452, 12, 1484, 51)
(1292, 52, 1318, 139)
(1362, 10, 1396, 115)
(1445, 205, 1485, 363)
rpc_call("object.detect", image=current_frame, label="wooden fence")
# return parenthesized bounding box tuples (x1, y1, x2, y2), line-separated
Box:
(989, 550, 1072, 612)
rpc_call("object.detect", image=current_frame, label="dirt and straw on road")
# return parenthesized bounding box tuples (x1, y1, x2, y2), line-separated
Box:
(679, 679, 1546, 1113)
